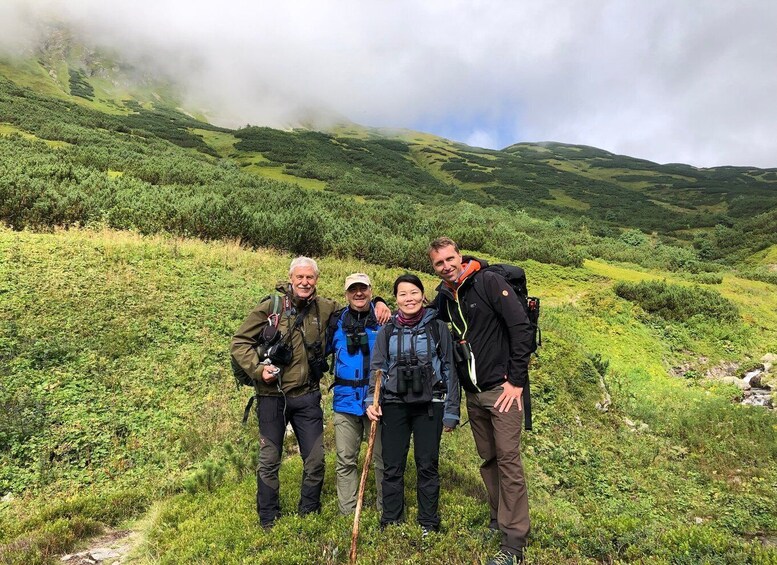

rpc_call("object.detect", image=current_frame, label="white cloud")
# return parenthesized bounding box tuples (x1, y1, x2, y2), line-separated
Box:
(464, 129, 499, 150)
(1, 0, 776, 167)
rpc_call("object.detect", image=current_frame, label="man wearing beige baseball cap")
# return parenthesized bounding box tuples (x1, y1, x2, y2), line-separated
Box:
(325, 273, 385, 514)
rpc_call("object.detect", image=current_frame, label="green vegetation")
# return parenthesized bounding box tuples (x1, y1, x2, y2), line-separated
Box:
(613, 280, 740, 323)
(67, 69, 94, 100)
(1, 229, 775, 564)
(1, 41, 777, 564)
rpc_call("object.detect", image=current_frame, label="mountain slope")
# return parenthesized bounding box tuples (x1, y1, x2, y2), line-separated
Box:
(2, 29, 776, 242)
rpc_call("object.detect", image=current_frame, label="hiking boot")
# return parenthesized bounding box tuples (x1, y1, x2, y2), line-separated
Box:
(488, 518, 499, 532)
(485, 549, 524, 565)
(421, 526, 431, 538)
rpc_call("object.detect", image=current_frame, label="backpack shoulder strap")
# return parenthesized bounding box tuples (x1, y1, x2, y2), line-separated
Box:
(269, 293, 282, 314)
(381, 321, 395, 357)
(427, 320, 442, 358)
(264, 293, 286, 328)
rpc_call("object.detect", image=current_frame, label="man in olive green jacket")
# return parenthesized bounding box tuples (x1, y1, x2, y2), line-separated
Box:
(231, 257, 389, 528)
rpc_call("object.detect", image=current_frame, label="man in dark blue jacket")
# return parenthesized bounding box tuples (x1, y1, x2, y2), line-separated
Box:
(326, 273, 384, 515)
(429, 237, 532, 565)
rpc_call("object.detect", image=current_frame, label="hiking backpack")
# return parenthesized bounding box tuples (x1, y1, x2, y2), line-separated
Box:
(462, 256, 541, 353)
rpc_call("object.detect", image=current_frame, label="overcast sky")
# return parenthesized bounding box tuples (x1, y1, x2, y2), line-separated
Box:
(2, 0, 776, 168)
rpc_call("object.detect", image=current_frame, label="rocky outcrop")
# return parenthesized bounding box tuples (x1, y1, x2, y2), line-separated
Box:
(675, 354, 776, 409)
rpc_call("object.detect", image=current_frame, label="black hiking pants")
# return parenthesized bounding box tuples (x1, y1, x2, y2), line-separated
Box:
(256, 390, 324, 526)
(379, 402, 444, 530)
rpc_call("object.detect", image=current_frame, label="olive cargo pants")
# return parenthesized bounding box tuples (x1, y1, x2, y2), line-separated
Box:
(334, 411, 384, 514)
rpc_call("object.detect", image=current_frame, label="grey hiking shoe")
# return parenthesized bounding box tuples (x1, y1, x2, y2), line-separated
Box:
(485, 549, 524, 565)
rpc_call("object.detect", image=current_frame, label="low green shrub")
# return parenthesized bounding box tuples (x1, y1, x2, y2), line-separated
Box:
(613, 280, 739, 323)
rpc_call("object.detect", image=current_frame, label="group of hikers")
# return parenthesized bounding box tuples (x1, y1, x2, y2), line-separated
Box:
(231, 237, 534, 565)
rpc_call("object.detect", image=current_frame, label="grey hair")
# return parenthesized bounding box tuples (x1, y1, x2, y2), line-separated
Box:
(289, 256, 319, 277)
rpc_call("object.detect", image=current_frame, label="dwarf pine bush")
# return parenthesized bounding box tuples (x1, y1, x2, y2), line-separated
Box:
(613, 280, 739, 323)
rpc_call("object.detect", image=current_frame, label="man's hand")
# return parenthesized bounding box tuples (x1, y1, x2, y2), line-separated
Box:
(494, 381, 523, 413)
(374, 301, 391, 324)
(366, 404, 382, 421)
(261, 364, 280, 383)
(443, 426, 455, 433)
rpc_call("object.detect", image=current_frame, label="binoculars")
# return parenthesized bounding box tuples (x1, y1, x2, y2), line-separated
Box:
(397, 361, 424, 395)
(346, 331, 370, 356)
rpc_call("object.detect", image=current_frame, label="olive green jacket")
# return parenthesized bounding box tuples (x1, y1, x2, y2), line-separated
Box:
(231, 283, 340, 397)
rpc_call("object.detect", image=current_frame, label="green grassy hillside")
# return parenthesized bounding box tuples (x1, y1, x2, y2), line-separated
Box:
(1, 228, 775, 564)
(2, 29, 777, 564)
(3, 32, 777, 250)
(4, 68, 776, 281)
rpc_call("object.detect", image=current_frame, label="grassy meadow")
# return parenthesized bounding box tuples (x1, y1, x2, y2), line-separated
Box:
(2, 40, 777, 563)
(1, 227, 776, 564)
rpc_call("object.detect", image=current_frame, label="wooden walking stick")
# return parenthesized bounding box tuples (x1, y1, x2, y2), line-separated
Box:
(349, 369, 382, 564)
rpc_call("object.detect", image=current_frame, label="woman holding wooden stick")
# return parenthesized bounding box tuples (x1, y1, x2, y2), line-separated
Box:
(365, 274, 459, 535)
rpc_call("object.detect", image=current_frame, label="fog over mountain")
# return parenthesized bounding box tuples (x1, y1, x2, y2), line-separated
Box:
(2, 0, 777, 168)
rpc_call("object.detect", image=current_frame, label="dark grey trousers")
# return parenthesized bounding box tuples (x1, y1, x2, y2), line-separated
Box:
(256, 390, 324, 526)
(379, 402, 444, 529)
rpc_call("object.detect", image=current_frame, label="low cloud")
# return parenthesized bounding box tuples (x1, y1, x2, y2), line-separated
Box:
(2, 0, 776, 167)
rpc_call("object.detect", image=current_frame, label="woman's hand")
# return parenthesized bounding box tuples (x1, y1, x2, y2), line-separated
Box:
(366, 404, 382, 421)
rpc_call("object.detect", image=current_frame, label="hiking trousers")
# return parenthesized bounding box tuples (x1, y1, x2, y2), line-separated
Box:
(256, 390, 324, 526)
(467, 386, 530, 553)
(380, 402, 444, 529)
(334, 411, 384, 514)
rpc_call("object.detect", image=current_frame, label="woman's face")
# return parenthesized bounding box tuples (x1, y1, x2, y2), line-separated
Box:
(395, 282, 424, 317)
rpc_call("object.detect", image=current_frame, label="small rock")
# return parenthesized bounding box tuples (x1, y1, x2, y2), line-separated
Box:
(721, 376, 751, 390)
(706, 361, 740, 379)
(743, 370, 763, 387)
(90, 548, 121, 561)
(742, 394, 773, 408)
(761, 353, 777, 364)
(1, 493, 14, 503)
(61, 555, 73, 562)
(694, 517, 704, 524)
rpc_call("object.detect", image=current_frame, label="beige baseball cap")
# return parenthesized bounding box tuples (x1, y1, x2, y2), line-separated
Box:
(344, 273, 371, 291)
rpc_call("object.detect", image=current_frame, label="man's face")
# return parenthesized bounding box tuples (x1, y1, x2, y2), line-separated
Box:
(290, 266, 318, 300)
(429, 245, 464, 284)
(345, 283, 372, 312)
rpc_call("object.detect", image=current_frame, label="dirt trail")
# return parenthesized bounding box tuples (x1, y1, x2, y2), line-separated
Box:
(58, 503, 160, 564)
(59, 529, 138, 564)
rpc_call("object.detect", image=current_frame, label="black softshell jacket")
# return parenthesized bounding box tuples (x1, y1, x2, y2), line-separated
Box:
(434, 264, 533, 429)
